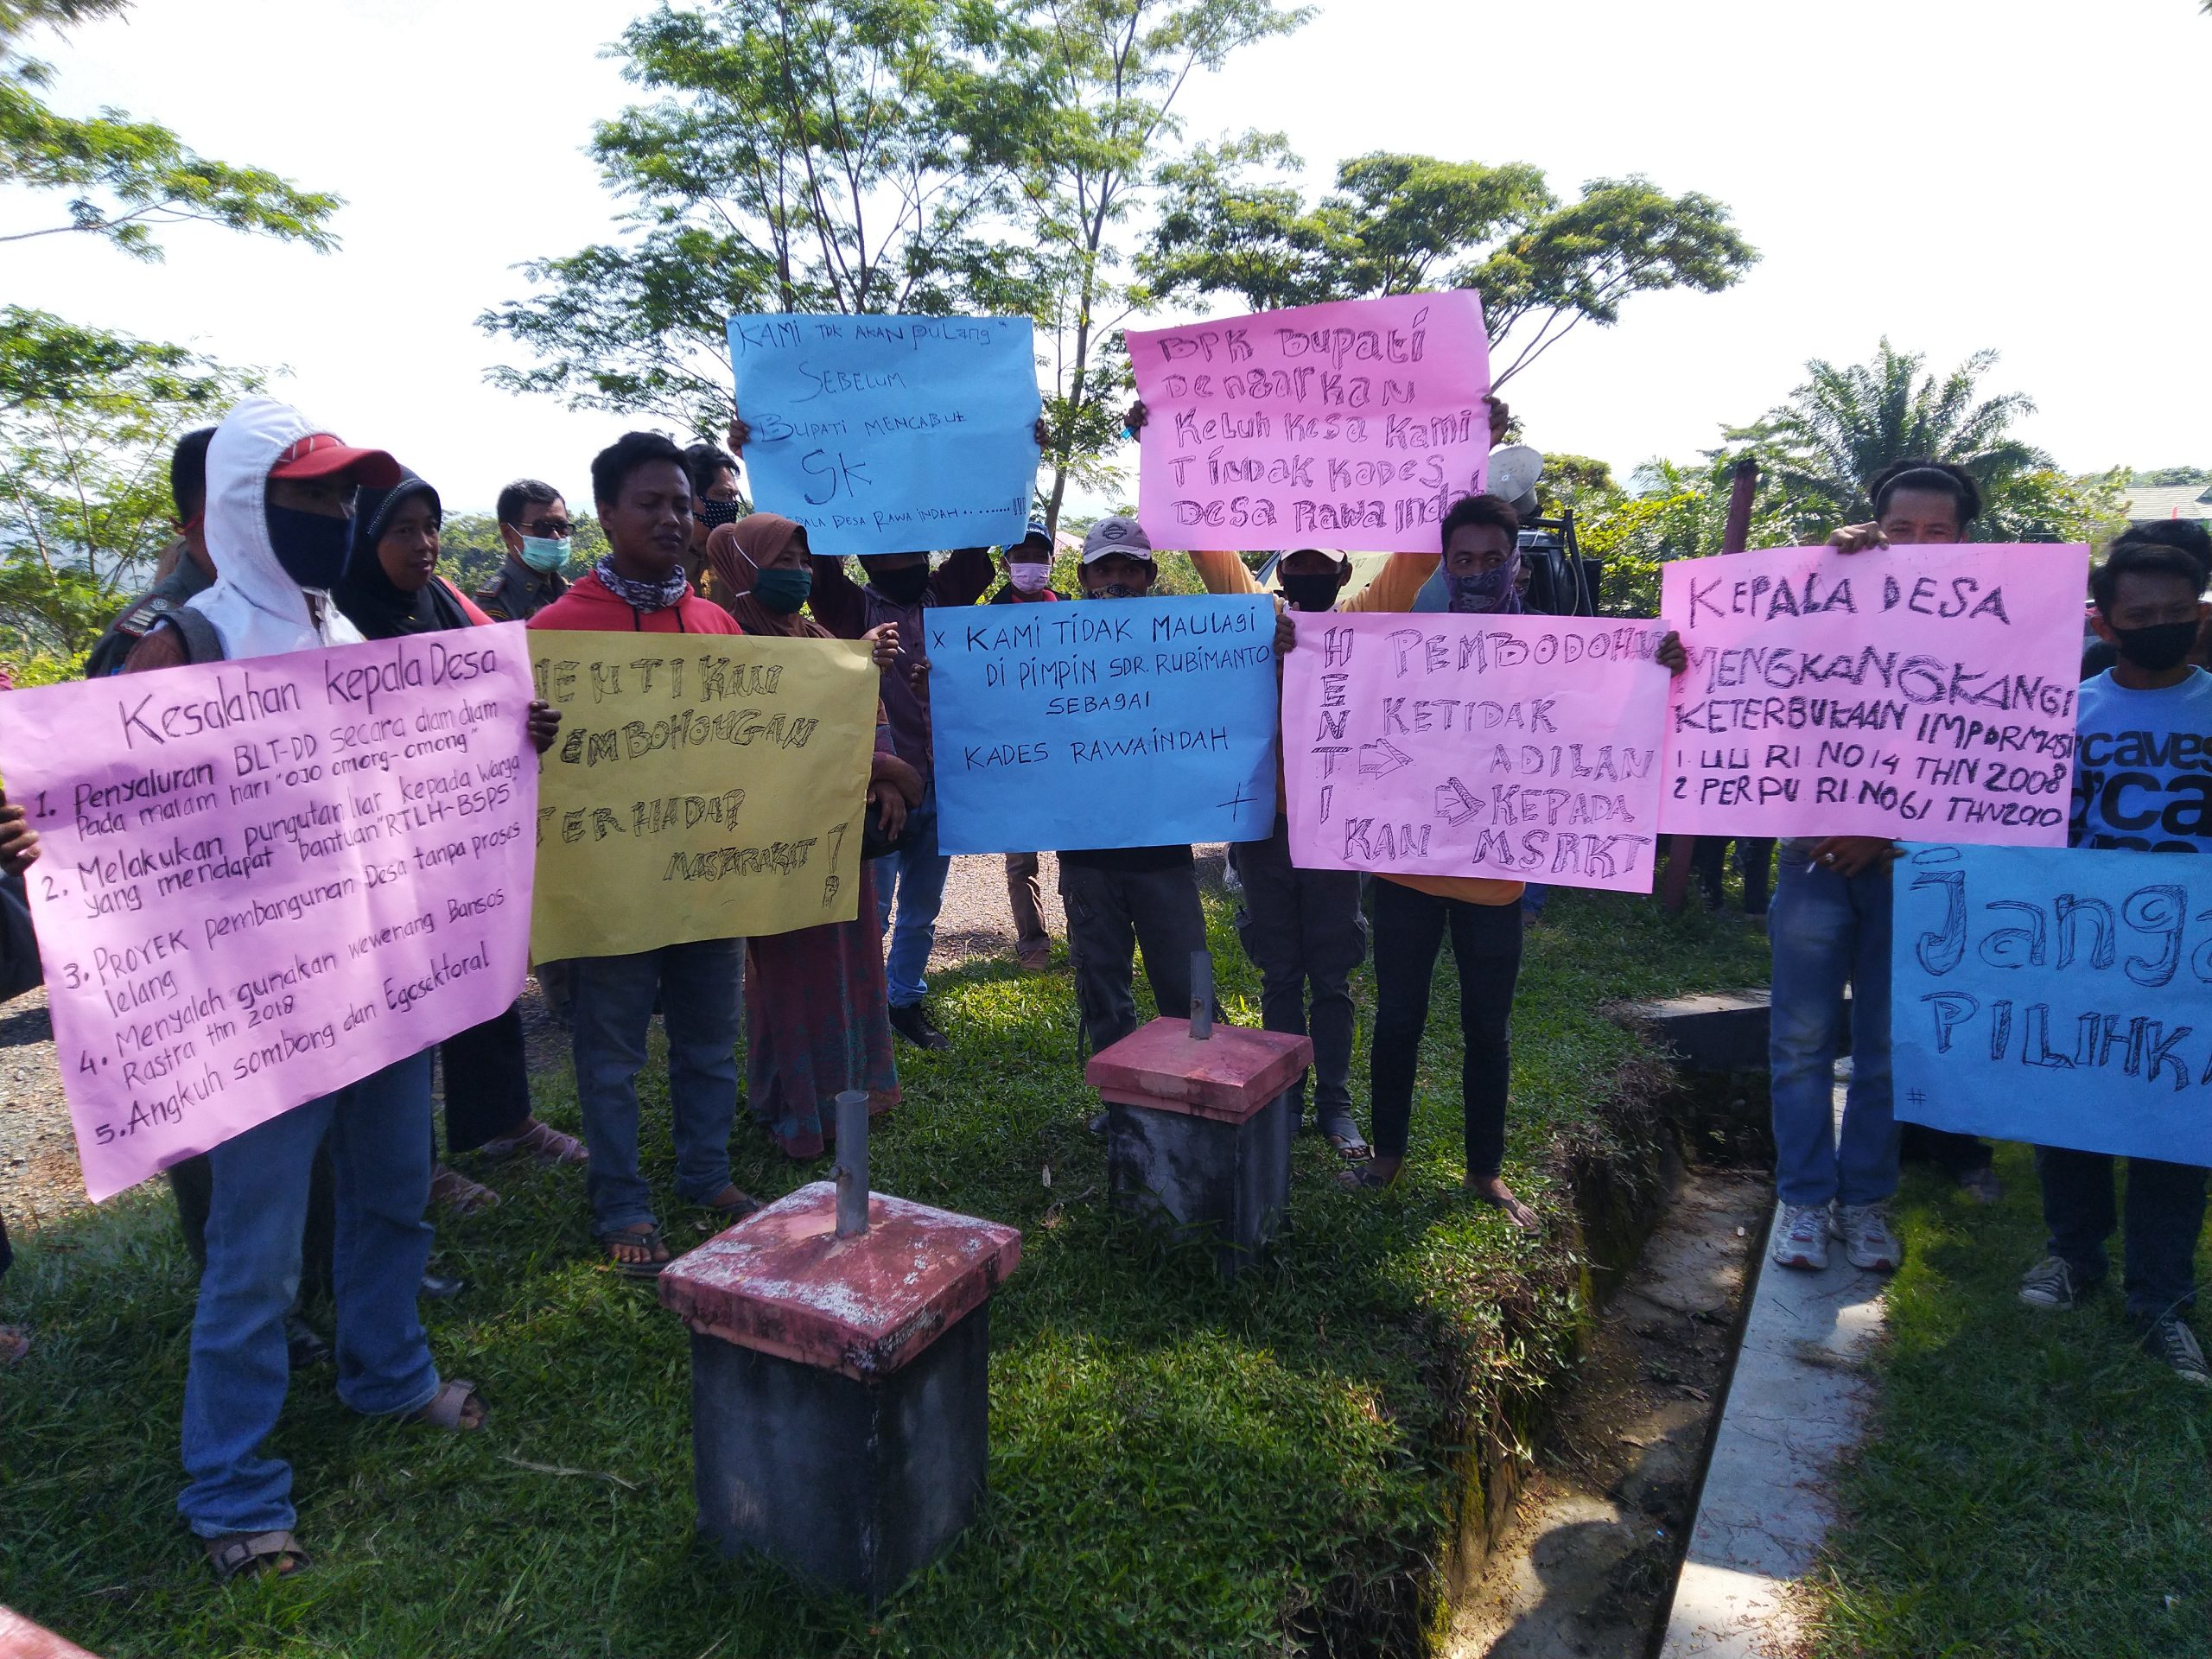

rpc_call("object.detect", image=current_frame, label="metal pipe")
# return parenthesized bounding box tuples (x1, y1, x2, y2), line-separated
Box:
(1189, 950, 1214, 1040)
(834, 1089, 870, 1237)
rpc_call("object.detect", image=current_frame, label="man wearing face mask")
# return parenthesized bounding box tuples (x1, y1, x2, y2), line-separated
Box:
(683, 442, 747, 599)
(475, 478, 574, 623)
(990, 520, 1063, 972)
(121, 397, 563, 1580)
(86, 426, 218, 677)
(2077, 522, 2209, 681)
(1185, 542, 1440, 1163)
(1056, 517, 1218, 1063)
(2020, 538, 2212, 1385)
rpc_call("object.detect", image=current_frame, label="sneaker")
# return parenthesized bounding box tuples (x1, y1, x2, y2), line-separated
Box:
(2143, 1316, 2211, 1386)
(2018, 1255, 2091, 1310)
(1832, 1202, 1902, 1272)
(888, 1001, 951, 1052)
(1955, 1165, 2003, 1205)
(1771, 1203, 1829, 1271)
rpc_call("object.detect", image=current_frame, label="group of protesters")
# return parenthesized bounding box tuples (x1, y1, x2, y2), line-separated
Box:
(0, 363, 2206, 1586)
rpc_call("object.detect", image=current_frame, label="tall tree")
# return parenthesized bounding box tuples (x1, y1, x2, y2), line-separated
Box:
(1141, 143, 1756, 387)
(1, 0, 340, 257)
(480, 0, 1038, 436)
(0, 307, 257, 655)
(981, 0, 1309, 530)
(1719, 339, 2105, 541)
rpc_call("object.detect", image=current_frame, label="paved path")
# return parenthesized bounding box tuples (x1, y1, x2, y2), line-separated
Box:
(1657, 1072, 1887, 1659)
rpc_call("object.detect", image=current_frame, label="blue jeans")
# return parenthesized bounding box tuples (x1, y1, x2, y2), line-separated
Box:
(874, 785, 951, 1009)
(570, 938, 741, 1236)
(1767, 857, 1897, 1207)
(178, 1051, 439, 1539)
(2037, 1147, 2208, 1322)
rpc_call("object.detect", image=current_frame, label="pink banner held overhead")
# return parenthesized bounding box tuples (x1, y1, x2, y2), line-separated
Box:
(1128, 292, 1490, 553)
(1281, 612, 1675, 892)
(0, 626, 540, 1200)
(1657, 543, 2088, 844)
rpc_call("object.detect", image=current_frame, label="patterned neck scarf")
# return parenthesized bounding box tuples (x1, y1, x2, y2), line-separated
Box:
(594, 553, 688, 613)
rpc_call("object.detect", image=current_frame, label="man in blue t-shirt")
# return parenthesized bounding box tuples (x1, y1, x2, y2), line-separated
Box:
(2023, 538, 2212, 1385)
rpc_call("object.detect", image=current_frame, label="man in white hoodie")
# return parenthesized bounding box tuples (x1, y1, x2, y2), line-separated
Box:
(124, 397, 545, 1580)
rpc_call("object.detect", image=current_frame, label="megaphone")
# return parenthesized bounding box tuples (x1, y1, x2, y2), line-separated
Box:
(1486, 443, 1544, 517)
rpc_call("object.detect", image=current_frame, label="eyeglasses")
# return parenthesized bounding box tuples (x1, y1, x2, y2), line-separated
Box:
(520, 520, 574, 538)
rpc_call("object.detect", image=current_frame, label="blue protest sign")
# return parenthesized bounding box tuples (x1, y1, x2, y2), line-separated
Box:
(728, 314, 1041, 556)
(925, 594, 1280, 855)
(1892, 842, 2212, 1164)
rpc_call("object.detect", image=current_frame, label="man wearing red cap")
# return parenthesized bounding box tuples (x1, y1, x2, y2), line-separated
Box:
(122, 397, 556, 1580)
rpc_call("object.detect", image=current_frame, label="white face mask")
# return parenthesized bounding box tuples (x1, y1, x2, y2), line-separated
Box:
(1008, 560, 1051, 593)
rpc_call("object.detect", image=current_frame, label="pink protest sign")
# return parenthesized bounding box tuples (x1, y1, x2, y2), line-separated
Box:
(0, 626, 540, 1200)
(1657, 543, 2088, 843)
(1127, 292, 1490, 553)
(1281, 612, 1674, 891)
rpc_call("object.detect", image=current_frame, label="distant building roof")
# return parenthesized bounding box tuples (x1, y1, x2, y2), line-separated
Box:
(2125, 483, 2212, 523)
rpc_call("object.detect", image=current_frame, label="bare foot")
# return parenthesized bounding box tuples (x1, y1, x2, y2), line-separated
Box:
(1465, 1174, 1539, 1232)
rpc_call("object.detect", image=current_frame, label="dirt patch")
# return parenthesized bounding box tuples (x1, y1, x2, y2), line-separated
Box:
(1449, 1166, 1769, 1658)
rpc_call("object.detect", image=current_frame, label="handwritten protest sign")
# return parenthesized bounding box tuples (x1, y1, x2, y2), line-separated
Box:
(0, 627, 539, 1201)
(527, 632, 877, 958)
(1658, 542, 2088, 843)
(728, 313, 1041, 556)
(1280, 612, 1673, 891)
(1893, 842, 2212, 1165)
(1127, 292, 1490, 554)
(924, 594, 1278, 854)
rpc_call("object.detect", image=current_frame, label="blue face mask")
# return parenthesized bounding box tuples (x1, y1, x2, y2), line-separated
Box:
(517, 535, 569, 575)
(753, 566, 812, 614)
(1446, 557, 1521, 614)
(266, 503, 353, 591)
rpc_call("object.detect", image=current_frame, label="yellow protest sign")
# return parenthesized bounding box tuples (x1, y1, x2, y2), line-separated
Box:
(527, 632, 878, 959)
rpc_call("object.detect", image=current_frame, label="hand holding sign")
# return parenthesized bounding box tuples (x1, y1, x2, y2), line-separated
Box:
(1126, 292, 1490, 553)
(727, 314, 1042, 556)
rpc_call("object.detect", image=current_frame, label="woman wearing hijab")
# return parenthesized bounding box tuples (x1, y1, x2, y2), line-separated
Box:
(705, 514, 916, 1158)
(336, 472, 588, 1211)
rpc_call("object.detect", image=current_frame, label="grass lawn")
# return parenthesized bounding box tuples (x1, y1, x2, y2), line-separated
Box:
(1, 883, 1768, 1658)
(1808, 1145, 2212, 1659)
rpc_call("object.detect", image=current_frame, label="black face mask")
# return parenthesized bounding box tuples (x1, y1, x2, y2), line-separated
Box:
(698, 498, 741, 529)
(868, 563, 931, 606)
(1280, 570, 1344, 613)
(266, 503, 353, 590)
(2113, 620, 2199, 673)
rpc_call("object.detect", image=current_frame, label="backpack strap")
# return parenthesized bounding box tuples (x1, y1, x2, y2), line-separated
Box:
(166, 606, 226, 664)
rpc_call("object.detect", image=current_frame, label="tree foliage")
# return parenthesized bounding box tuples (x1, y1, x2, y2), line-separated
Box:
(0, 306, 258, 655)
(480, 0, 1037, 435)
(1717, 338, 2115, 543)
(1141, 142, 1756, 385)
(0, 0, 340, 258)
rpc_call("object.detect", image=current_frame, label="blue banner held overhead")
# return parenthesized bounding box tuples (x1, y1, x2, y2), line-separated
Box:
(728, 314, 1042, 556)
(1891, 842, 2212, 1166)
(925, 594, 1281, 855)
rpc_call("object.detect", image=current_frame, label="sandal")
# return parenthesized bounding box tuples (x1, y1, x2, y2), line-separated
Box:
(1466, 1177, 1541, 1233)
(408, 1377, 487, 1431)
(429, 1164, 499, 1216)
(0, 1324, 28, 1367)
(478, 1117, 588, 1167)
(1316, 1116, 1372, 1162)
(205, 1529, 309, 1582)
(1337, 1164, 1396, 1192)
(599, 1223, 671, 1278)
(702, 1185, 762, 1221)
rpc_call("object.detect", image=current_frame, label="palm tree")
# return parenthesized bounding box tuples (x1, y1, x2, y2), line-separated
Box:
(1725, 340, 2053, 538)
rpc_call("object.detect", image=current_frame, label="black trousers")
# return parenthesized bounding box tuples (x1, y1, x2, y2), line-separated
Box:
(1369, 881, 1523, 1176)
(168, 1141, 338, 1303)
(1229, 817, 1366, 1122)
(438, 1001, 533, 1154)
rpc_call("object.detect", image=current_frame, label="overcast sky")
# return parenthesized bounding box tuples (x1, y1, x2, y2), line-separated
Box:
(4, 0, 2206, 512)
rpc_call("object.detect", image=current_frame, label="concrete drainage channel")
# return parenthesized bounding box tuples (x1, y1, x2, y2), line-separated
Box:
(1449, 991, 1803, 1659)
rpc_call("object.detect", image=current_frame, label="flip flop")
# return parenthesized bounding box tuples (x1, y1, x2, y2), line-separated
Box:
(598, 1224, 671, 1279)
(205, 1529, 309, 1582)
(407, 1378, 487, 1431)
(702, 1186, 763, 1221)
(0, 1325, 28, 1367)
(1315, 1116, 1372, 1161)
(1337, 1164, 1396, 1192)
